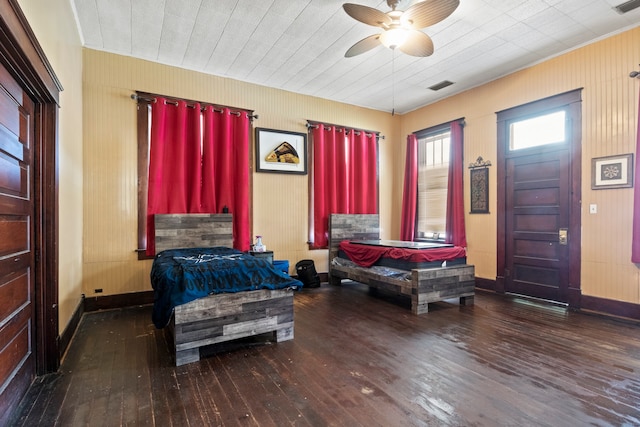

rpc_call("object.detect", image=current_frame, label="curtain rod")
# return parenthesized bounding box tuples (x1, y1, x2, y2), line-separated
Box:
(412, 117, 465, 135)
(306, 120, 385, 140)
(131, 92, 259, 120)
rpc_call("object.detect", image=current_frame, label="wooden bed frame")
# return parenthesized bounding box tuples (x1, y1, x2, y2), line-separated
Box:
(154, 213, 294, 366)
(328, 214, 475, 315)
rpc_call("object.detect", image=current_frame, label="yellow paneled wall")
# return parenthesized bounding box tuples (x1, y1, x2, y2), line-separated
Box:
(82, 49, 398, 296)
(398, 27, 640, 303)
(83, 27, 639, 305)
(18, 0, 84, 334)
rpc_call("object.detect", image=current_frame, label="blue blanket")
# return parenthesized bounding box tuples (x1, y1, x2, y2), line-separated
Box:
(151, 247, 303, 328)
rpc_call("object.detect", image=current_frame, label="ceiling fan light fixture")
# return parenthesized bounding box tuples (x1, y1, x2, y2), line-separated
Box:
(380, 28, 409, 49)
(342, 0, 458, 57)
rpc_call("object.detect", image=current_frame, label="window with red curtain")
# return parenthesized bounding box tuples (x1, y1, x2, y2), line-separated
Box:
(136, 92, 253, 258)
(401, 119, 466, 246)
(308, 121, 379, 248)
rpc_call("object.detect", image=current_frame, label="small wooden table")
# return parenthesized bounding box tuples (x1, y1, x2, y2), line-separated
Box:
(249, 250, 274, 265)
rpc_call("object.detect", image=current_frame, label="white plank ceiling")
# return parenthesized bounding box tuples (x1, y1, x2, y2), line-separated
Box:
(72, 0, 640, 114)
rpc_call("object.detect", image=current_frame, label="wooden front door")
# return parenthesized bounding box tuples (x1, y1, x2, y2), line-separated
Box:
(497, 90, 582, 306)
(505, 149, 570, 302)
(0, 62, 37, 423)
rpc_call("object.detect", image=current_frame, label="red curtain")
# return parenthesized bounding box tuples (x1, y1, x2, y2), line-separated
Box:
(186, 102, 203, 212)
(146, 100, 251, 255)
(400, 134, 418, 241)
(349, 130, 378, 213)
(203, 107, 251, 251)
(446, 120, 467, 247)
(312, 124, 378, 248)
(146, 98, 201, 256)
(312, 125, 331, 248)
(201, 106, 218, 214)
(335, 127, 349, 213)
(631, 87, 640, 262)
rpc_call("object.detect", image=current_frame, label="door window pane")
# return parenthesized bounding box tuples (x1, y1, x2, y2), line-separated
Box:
(509, 110, 566, 150)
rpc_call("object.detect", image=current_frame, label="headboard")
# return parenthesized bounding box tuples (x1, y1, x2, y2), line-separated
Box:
(154, 213, 233, 253)
(328, 214, 380, 262)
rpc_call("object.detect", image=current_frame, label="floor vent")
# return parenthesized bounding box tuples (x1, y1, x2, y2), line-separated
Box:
(614, 0, 640, 14)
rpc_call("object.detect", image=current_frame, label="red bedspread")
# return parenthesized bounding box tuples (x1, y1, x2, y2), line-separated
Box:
(339, 240, 467, 268)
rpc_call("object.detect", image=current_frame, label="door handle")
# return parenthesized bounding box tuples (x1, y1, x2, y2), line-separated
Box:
(559, 228, 568, 245)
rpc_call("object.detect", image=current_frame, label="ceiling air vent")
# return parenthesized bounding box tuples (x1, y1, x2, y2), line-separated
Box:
(614, 0, 640, 14)
(429, 80, 454, 91)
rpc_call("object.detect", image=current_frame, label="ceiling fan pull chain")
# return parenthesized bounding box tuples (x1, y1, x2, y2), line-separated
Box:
(392, 50, 396, 116)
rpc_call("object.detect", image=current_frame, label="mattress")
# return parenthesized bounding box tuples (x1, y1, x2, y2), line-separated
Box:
(338, 240, 467, 269)
(351, 239, 454, 249)
(151, 247, 302, 328)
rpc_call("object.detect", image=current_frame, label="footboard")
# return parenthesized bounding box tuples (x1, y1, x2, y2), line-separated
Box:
(331, 262, 475, 315)
(411, 265, 475, 314)
(167, 288, 294, 366)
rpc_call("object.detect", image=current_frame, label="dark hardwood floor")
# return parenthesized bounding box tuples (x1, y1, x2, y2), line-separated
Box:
(10, 283, 640, 426)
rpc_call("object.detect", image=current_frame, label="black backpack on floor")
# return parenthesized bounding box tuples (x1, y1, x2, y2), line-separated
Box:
(295, 260, 321, 288)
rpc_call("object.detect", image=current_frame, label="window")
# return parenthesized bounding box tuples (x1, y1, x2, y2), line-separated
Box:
(416, 127, 450, 241)
(136, 92, 253, 258)
(308, 121, 379, 248)
(402, 119, 465, 246)
(509, 110, 566, 150)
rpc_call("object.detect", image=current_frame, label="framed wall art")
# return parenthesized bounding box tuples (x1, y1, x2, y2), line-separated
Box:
(255, 127, 307, 175)
(470, 168, 489, 213)
(469, 156, 491, 214)
(591, 154, 633, 189)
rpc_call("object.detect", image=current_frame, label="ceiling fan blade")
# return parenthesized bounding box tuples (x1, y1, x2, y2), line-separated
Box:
(345, 34, 381, 57)
(401, 0, 459, 29)
(343, 3, 392, 27)
(398, 30, 434, 57)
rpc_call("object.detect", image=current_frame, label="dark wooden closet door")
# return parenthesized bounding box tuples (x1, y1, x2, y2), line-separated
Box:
(0, 62, 36, 425)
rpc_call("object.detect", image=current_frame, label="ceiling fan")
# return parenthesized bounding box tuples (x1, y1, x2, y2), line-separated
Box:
(343, 0, 459, 57)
